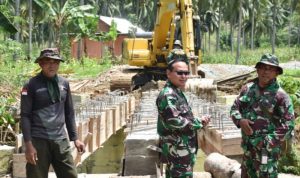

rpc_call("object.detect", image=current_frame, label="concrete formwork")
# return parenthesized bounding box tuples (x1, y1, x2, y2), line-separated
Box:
(11, 92, 134, 178)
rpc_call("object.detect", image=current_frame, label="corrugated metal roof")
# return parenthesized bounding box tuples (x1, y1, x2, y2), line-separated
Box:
(100, 16, 145, 34)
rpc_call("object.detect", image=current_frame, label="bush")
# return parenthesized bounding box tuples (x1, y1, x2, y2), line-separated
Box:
(0, 39, 26, 61)
(278, 146, 300, 175)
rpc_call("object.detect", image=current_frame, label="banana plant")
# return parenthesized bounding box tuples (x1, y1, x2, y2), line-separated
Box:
(0, 6, 18, 33)
(71, 15, 117, 59)
(33, 0, 95, 49)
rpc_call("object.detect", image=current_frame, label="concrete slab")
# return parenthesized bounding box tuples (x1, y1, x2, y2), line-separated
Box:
(49, 173, 118, 178)
(124, 134, 159, 156)
(124, 156, 159, 176)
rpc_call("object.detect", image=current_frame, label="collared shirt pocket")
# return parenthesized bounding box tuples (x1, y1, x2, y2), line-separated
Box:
(35, 87, 49, 102)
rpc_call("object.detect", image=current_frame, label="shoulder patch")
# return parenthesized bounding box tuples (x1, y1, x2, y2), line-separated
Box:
(21, 87, 28, 95)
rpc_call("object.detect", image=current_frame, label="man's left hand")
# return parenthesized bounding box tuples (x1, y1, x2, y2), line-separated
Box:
(201, 115, 211, 127)
(74, 139, 85, 154)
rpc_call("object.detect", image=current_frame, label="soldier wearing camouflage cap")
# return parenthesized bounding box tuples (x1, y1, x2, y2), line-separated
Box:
(21, 48, 85, 178)
(230, 53, 295, 178)
(173, 40, 183, 49)
(156, 49, 211, 177)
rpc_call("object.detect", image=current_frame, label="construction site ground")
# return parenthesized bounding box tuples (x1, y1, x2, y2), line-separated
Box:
(69, 61, 300, 144)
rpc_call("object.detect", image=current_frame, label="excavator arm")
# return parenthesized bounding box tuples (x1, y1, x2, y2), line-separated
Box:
(122, 0, 201, 89)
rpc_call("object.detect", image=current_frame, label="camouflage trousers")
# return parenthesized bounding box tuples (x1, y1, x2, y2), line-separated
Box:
(160, 135, 197, 178)
(241, 143, 281, 178)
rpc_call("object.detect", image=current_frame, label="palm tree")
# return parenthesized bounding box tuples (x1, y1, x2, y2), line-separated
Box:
(223, 0, 240, 54)
(215, 0, 224, 52)
(267, 0, 289, 54)
(76, 0, 84, 60)
(13, 0, 20, 42)
(97, 0, 120, 17)
(236, 0, 243, 64)
(287, 0, 300, 46)
(195, 0, 219, 52)
(250, 0, 257, 49)
(204, 10, 219, 52)
(0, 6, 18, 34)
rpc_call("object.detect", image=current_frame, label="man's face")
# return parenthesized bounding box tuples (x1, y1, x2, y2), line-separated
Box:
(167, 61, 189, 89)
(38, 58, 60, 78)
(257, 63, 279, 87)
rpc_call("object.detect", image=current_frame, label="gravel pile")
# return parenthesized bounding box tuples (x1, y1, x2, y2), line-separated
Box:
(198, 60, 300, 81)
(198, 64, 255, 80)
(280, 60, 300, 70)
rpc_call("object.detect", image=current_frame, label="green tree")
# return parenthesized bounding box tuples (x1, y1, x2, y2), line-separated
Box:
(33, 0, 95, 49)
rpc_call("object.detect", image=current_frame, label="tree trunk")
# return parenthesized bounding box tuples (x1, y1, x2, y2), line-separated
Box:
(77, 39, 82, 60)
(77, 0, 85, 60)
(48, 28, 54, 47)
(251, 1, 255, 50)
(203, 33, 206, 55)
(119, 0, 125, 16)
(230, 20, 234, 54)
(271, 1, 276, 54)
(216, 5, 221, 52)
(236, 0, 242, 64)
(242, 28, 246, 47)
(298, 26, 300, 45)
(208, 30, 211, 52)
(28, 0, 32, 60)
(15, 0, 20, 42)
(41, 24, 44, 47)
(13, 0, 20, 61)
(288, 0, 293, 47)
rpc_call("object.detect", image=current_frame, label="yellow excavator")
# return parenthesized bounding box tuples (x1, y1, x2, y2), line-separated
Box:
(122, 0, 202, 90)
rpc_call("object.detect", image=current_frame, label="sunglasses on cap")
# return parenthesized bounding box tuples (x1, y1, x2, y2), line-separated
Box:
(174, 70, 190, 76)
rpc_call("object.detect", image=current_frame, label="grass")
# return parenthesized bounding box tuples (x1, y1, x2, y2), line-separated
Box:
(202, 46, 300, 65)
(59, 57, 112, 79)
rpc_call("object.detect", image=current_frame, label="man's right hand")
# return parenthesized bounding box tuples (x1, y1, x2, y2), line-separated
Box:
(25, 141, 38, 165)
(239, 119, 254, 135)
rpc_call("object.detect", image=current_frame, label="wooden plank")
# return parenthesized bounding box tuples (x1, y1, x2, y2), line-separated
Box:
(105, 109, 113, 139)
(89, 117, 98, 152)
(99, 111, 106, 145)
(199, 127, 243, 156)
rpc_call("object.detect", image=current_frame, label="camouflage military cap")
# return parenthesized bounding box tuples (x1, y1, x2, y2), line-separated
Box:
(167, 49, 188, 67)
(34, 48, 63, 63)
(255, 53, 283, 74)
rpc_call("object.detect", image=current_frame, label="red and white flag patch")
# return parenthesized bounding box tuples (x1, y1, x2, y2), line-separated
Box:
(21, 88, 28, 95)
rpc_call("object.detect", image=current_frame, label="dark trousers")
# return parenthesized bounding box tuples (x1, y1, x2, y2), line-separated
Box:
(26, 138, 77, 178)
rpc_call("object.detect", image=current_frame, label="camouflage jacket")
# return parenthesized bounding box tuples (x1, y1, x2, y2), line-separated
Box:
(230, 78, 295, 148)
(156, 81, 203, 137)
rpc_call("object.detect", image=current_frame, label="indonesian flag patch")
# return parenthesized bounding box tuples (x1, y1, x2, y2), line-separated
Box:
(21, 87, 28, 95)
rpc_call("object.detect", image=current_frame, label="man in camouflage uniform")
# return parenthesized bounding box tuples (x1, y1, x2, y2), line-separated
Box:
(230, 53, 295, 178)
(173, 40, 183, 50)
(156, 50, 210, 178)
